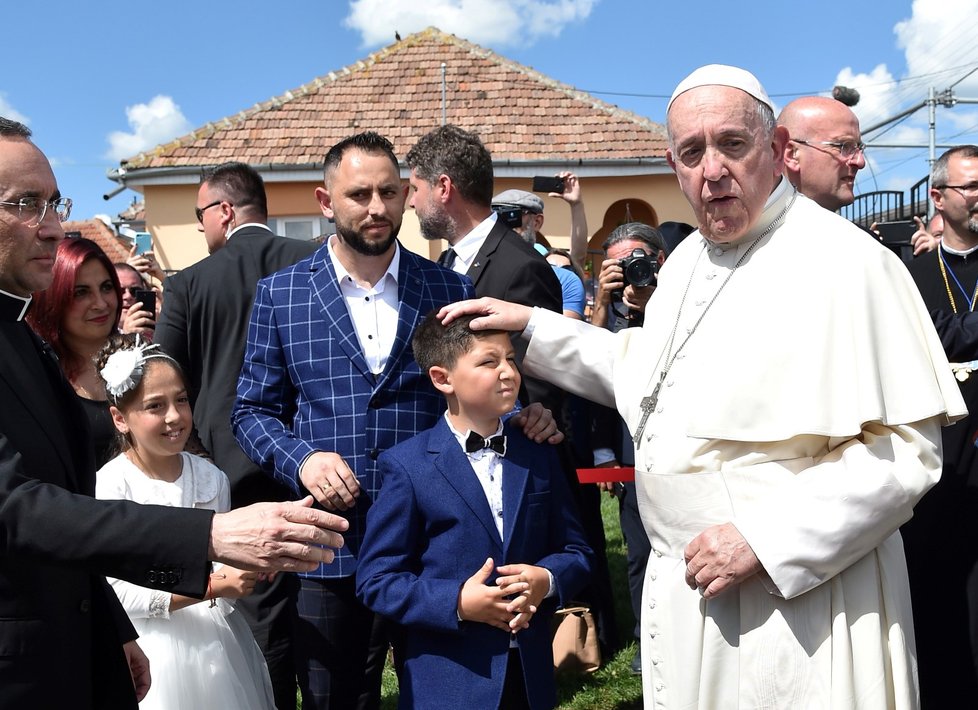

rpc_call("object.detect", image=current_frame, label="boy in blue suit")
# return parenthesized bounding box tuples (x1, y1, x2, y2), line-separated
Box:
(357, 312, 593, 710)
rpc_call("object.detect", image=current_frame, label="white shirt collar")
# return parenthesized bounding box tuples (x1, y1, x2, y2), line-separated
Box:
(227, 222, 273, 241)
(326, 235, 401, 288)
(444, 413, 505, 458)
(941, 241, 978, 257)
(450, 212, 498, 272)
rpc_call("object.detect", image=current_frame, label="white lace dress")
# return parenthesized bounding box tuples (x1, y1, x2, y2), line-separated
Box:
(96, 452, 274, 710)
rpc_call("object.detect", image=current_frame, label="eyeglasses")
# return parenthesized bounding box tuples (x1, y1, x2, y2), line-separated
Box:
(194, 200, 223, 222)
(936, 183, 978, 199)
(792, 139, 866, 160)
(0, 196, 72, 227)
(124, 286, 142, 298)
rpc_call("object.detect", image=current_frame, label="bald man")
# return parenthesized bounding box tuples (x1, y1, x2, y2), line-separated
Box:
(778, 96, 867, 211)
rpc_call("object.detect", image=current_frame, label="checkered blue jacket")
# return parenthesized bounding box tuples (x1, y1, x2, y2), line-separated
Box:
(232, 244, 475, 579)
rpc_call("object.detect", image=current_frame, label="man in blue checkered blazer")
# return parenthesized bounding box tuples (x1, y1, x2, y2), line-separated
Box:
(232, 133, 475, 709)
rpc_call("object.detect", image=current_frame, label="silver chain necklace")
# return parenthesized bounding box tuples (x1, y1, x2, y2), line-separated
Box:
(632, 191, 796, 448)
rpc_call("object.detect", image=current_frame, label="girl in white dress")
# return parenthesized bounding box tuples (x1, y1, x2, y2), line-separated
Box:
(94, 335, 274, 710)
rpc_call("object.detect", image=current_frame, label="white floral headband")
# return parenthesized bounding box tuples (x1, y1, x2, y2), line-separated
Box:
(100, 338, 177, 402)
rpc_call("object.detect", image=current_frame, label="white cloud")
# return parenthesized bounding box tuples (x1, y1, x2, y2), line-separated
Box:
(840, 0, 978, 143)
(834, 64, 897, 130)
(105, 95, 192, 162)
(896, 0, 978, 96)
(343, 0, 597, 48)
(0, 93, 29, 125)
(830, 0, 978, 193)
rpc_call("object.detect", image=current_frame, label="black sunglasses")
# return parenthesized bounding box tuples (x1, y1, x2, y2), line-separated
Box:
(195, 200, 223, 222)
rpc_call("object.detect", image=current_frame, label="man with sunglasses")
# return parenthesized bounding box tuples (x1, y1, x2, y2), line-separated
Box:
(155, 161, 317, 709)
(114, 262, 156, 336)
(777, 96, 866, 212)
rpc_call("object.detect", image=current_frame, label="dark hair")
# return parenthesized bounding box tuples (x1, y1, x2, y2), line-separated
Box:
(200, 162, 268, 220)
(0, 117, 31, 138)
(546, 247, 585, 282)
(113, 262, 145, 283)
(95, 333, 187, 450)
(932, 145, 978, 187)
(96, 332, 187, 405)
(603, 222, 667, 255)
(27, 238, 123, 380)
(412, 310, 506, 374)
(323, 131, 400, 181)
(405, 125, 494, 207)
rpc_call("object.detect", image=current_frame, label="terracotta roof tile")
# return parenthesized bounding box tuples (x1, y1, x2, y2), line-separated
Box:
(123, 27, 666, 169)
(61, 219, 131, 262)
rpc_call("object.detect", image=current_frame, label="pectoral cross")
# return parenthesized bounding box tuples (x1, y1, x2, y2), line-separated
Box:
(633, 370, 667, 449)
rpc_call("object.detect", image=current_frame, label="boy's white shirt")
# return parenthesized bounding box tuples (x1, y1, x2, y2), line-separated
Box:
(444, 413, 555, 598)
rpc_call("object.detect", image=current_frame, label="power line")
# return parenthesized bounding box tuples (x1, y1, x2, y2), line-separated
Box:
(575, 61, 978, 106)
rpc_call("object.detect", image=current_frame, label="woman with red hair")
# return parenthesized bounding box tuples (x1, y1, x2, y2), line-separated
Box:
(28, 237, 128, 467)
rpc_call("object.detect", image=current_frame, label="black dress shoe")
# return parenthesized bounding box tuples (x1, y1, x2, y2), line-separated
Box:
(630, 649, 642, 675)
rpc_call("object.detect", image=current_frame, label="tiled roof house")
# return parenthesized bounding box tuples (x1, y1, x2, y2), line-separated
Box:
(108, 27, 692, 271)
(62, 218, 132, 262)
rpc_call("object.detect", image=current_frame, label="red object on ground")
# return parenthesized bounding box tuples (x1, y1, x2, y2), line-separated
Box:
(575, 467, 635, 484)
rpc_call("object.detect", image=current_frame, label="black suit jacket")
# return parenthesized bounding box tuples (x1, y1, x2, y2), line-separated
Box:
(451, 220, 563, 412)
(0, 300, 213, 710)
(155, 225, 317, 508)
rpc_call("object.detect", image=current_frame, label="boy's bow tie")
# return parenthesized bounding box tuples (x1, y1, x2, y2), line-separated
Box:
(465, 431, 507, 456)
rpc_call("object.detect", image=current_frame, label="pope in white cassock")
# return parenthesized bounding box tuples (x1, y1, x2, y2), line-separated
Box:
(439, 65, 967, 709)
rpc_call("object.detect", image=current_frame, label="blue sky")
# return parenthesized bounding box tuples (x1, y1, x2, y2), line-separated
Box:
(3, 0, 977, 222)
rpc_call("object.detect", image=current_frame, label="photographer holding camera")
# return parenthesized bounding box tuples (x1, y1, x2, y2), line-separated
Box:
(587, 221, 667, 674)
(591, 222, 666, 331)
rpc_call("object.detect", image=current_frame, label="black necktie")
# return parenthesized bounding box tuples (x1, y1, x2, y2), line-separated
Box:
(465, 430, 507, 456)
(439, 248, 457, 269)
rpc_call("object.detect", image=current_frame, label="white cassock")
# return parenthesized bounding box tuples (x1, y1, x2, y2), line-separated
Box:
(524, 178, 967, 709)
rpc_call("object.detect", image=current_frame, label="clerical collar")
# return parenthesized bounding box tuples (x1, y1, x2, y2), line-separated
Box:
(940, 241, 978, 258)
(700, 177, 791, 250)
(0, 289, 32, 322)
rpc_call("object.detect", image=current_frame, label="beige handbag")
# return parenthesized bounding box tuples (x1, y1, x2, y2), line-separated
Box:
(551, 604, 601, 674)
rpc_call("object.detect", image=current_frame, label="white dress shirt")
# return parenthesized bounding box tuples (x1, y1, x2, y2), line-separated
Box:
(445, 414, 555, 603)
(446, 415, 506, 540)
(327, 236, 401, 375)
(445, 211, 498, 274)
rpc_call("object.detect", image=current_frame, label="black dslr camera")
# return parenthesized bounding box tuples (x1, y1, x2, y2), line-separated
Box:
(619, 248, 658, 288)
(490, 204, 523, 229)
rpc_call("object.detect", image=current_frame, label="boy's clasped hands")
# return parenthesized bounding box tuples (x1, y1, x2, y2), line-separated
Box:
(457, 557, 551, 633)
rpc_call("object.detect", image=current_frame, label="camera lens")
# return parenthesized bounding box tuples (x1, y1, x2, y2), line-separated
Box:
(623, 259, 653, 287)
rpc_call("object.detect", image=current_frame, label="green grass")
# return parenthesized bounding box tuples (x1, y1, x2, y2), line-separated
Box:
(374, 493, 644, 710)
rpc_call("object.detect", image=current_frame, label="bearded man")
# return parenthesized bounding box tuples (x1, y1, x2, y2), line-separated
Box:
(232, 131, 555, 709)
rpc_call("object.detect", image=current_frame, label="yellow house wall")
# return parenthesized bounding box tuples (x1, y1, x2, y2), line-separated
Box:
(144, 185, 206, 271)
(146, 173, 694, 273)
(145, 182, 331, 271)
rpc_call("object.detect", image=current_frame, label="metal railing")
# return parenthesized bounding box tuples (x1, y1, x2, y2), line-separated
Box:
(839, 190, 905, 229)
(840, 175, 931, 228)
